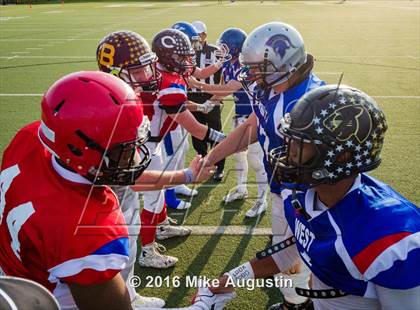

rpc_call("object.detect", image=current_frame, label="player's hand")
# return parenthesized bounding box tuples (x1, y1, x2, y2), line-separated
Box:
(189, 155, 216, 183)
(202, 100, 215, 114)
(209, 275, 235, 294)
(192, 287, 236, 310)
(201, 154, 215, 170)
(283, 262, 302, 275)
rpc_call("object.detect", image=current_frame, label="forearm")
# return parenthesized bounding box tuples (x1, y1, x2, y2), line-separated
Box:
(195, 80, 241, 98)
(185, 100, 202, 112)
(193, 63, 221, 79)
(206, 113, 258, 165)
(168, 110, 208, 139)
(131, 169, 188, 191)
(250, 256, 281, 278)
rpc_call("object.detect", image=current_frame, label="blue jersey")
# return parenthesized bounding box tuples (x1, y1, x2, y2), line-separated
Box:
(252, 73, 325, 193)
(222, 60, 252, 116)
(283, 173, 420, 297)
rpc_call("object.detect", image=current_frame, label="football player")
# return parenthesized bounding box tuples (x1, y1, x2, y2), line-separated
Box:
(97, 30, 225, 269)
(163, 21, 226, 209)
(171, 21, 226, 79)
(202, 22, 326, 308)
(97, 30, 191, 270)
(209, 85, 420, 309)
(189, 27, 268, 218)
(0, 71, 214, 309)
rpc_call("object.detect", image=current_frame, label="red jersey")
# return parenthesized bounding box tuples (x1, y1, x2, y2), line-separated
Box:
(143, 66, 188, 139)
(0, 121, 129, 308)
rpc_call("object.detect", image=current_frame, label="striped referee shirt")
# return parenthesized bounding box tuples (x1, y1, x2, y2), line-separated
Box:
(188, 42, 222, 104)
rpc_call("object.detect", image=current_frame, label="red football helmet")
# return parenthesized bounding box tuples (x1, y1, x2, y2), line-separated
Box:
(39, 71, 151, 185)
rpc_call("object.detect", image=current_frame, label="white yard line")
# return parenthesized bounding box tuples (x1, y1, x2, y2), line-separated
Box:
(373, 96, 420, 99)
(0, 39, 96, 41)
(0, 56, 94, 59)
(186, 226, 272, 236)
(0, 94, 43, 96)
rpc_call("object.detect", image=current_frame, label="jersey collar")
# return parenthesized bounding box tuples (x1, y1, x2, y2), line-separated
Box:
(51, 156, 92, 185)
(306, 174, 362, 219)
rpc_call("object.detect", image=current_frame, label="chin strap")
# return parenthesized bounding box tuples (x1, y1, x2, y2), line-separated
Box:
(291, 189, 312, 220)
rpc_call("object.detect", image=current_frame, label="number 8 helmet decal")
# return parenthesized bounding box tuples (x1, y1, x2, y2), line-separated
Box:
(96, 30, 161, 92)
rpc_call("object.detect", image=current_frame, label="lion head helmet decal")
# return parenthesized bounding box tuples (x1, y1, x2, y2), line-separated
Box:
(323, 104, 372, 143)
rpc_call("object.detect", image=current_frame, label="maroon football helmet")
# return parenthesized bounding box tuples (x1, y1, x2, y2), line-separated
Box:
(152, 29, 196, 76)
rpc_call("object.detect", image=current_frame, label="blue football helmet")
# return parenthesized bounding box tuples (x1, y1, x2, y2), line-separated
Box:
(217, 28, 247, 60)
(171, 21, 202, 51)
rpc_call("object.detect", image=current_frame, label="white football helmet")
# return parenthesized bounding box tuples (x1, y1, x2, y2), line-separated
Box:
(240, 22, 306, 90)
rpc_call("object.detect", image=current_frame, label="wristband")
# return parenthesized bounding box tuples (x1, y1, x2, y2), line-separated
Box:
(226, 262, 255, 285)
(205, 128, 225, 143)
(183, 168, 195, 183)
(196, 105, 205, 112)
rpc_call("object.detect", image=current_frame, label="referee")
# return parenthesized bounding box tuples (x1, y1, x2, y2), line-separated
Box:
(190, 21, 225, 181)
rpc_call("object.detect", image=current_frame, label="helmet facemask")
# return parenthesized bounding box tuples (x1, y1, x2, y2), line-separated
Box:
(82, 120, 151, 186)
(117, 52, 161, 93)
(240, 55, 297, 92)
(269, 127, 327, 188)
(171, 53, 196, 76)
(191, 37, 203, 52)
(92, 139, 150, 186)
(215, 42, 233, 63)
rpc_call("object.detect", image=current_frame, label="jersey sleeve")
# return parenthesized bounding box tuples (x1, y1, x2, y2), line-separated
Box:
(158, 83, 187, 114)
(49, 237, 129, 285)
(44, 190, 129, 286)
(232, 65, 242, 81)
(369, 234, 420, 289)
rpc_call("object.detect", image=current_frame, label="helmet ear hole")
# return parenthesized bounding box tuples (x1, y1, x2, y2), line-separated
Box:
(67, 144, 83, 157)
(336, 151, 351, 165)
(109, 94, 120, 106)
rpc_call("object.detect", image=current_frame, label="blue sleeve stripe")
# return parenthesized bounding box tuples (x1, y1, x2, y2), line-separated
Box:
(372, 248, 420, 289)
(169, 83, 186, 91)
(92, 237, 129, 257)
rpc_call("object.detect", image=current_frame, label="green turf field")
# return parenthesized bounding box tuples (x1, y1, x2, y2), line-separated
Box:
(1, 1, 419, 309)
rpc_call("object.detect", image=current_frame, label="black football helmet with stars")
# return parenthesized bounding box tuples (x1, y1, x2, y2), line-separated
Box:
(269, 84, 388, 187)
(152, 29, 196, 76)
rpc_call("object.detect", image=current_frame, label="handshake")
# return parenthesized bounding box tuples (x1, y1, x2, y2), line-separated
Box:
(187, 154, 217, 184)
